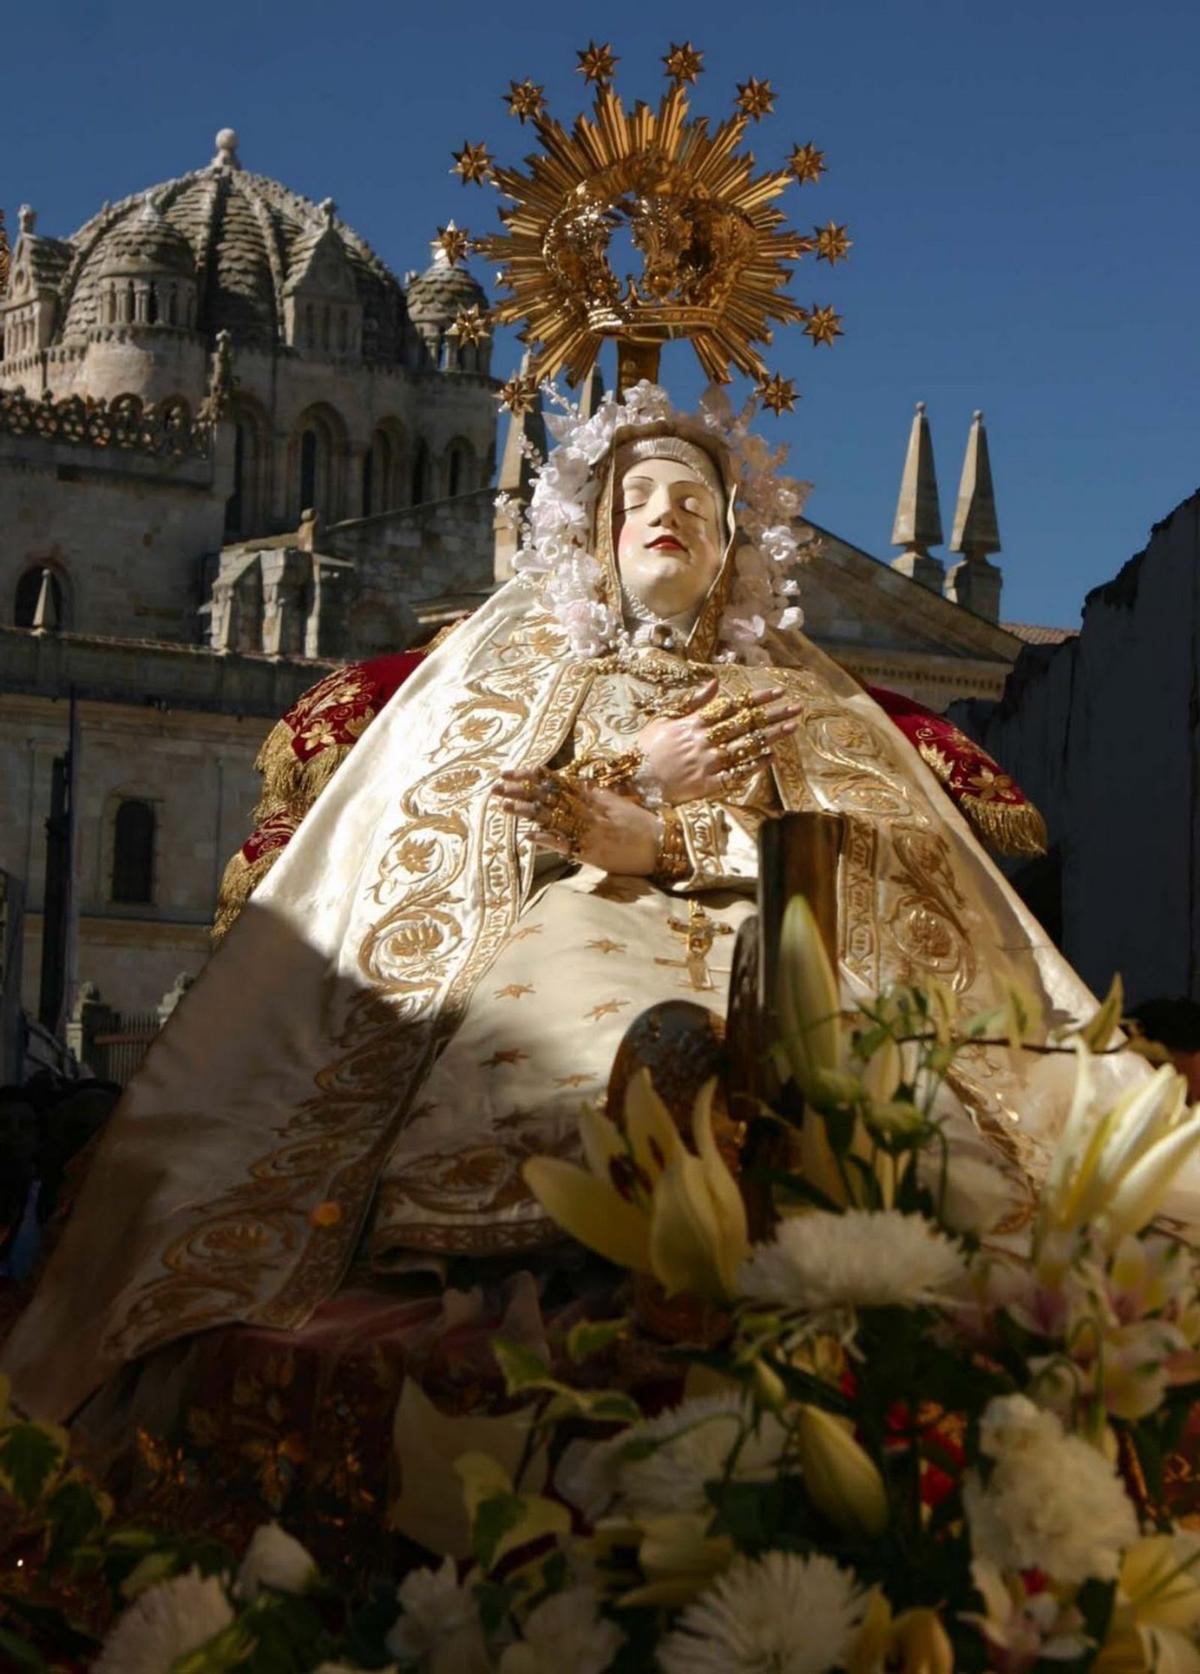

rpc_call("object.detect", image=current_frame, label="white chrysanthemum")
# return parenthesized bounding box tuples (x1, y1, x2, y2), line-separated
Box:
(964, 1394, 1139, 1584)
(657, 1551, 867, 1674)
(499, 1586, 623, 1674)
(236, 1521, 317, 1600)
(386, 1555, 490, 1674)
(559, 1392, 788, 1520)
(94, 1568, 235, 1673)
(738, 1209, 968, 1312)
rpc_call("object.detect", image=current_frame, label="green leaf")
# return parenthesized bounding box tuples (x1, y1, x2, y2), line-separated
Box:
(565, 1319, 627, 1363)
(0, 1623, 46, 1670)
(472, 1492, 526, 1571)
(45, 1477, 107, 1568)
(493, 1338, 554, 1395)
(472, 1577, 517, 1637)
(0, 1422, 66, 1509)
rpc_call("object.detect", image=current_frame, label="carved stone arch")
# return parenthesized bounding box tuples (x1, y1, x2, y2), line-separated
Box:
(226, 393, 271, 538)
(287, 401, 350, 524)
(12, 560, 71, 629)
(362, 415, 408, 515)
(444, 433, 477, 498)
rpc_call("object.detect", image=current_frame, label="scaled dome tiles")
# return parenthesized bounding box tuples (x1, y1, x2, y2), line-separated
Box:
(53, 139, 411, 358)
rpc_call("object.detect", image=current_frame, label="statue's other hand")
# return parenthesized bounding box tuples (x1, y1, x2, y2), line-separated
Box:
(494, 772, 659, 876)
(637, 678, 802, 804)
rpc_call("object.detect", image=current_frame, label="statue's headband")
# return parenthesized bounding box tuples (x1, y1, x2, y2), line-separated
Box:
(612, 433, 727, 519)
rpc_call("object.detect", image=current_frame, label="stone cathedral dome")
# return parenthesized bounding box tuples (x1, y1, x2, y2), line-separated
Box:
(54, 129, 413, 359)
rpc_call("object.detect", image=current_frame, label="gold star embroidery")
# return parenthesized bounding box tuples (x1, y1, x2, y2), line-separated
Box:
(587, 938, 627, 955)
(510, 924, 543, 941)
(788, 142, 826, 186)
(452, 141, 493, 186)
(495, 983, 535, 1000)
(586, 999, 630, 1021)
(804, 304, 844, 348)
(555, 1073, 593, 1088)
(481, 1047, 530, 1068)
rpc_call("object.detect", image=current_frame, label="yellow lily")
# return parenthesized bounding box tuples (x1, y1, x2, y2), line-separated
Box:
(777, 894, 842, 1099)
(1038, 1046, 1200, 1248)
(616, 1512, 736, 1609)
(523, 1071, 748, 1302)
(850, 1593, 954, 1673)
(793, 1403, 888, 1538)
(1095, 1533, 1200, 1674)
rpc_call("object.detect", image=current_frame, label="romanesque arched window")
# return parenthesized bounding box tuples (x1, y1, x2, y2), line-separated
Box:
(299, 429, 319, 513)
(111, 800, 155, 905)
(13, 567, 64, 628)
(411, 440, 430, 506)
(446, 440, 474, 498)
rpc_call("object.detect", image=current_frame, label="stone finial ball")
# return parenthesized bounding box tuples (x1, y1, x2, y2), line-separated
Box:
(215, 128, 239, 153)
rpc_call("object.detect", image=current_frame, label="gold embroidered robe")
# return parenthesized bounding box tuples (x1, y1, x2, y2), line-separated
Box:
(5, 578, 1197, 1422)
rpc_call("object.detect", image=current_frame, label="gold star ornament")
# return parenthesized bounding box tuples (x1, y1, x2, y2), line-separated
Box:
(499, 371, 540, 415)
(435, 224, 471, 266)
(505, 78, 546, 123)
(788, 142, 826, 185)
(756, 373, 799, 415)
(804, 304, 844, 347)
(735, 77, 775, 120)
(452, 141, 493, 187)
(577, 41, 618, 84)
(450, 304, 492, 346)
(815, 221, 852, 264)
(471, 46, 847, 391)
(663, 41, 704, 85)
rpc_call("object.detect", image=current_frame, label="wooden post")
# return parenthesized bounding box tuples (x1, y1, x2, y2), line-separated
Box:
(730, 811, 845, 1238)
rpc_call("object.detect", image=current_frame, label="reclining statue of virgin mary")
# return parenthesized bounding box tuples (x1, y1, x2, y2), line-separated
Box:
(3, 379, 1188, 1423)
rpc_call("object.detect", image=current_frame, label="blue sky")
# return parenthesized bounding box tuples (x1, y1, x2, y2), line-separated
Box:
(5, 0, 1198, 628)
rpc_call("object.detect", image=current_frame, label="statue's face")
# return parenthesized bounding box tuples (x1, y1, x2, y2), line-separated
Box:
(613, 451, 724, 620)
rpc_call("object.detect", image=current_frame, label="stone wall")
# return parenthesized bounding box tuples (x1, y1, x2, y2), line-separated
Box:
(0, 630, 337, 1013)
(0, 428, 230, 640)
(326, 487, 496, 625)
(953, 489, 1200, 1005)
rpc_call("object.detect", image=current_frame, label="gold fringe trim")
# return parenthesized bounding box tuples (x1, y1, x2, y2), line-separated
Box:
(211, 846, 286, 946)
(958, 792, 1048, 858)
(252, 727, 352, 825)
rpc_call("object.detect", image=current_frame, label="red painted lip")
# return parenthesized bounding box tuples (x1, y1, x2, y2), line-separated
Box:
(647, 535, 686, 552)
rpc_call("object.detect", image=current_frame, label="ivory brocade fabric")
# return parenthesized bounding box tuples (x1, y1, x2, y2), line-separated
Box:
(5, 578, 1198, 1424)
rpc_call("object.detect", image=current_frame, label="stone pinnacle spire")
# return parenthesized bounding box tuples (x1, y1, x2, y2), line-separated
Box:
(493, 352, 546, 582)
(32, 568, 60, 634)
(950, 409, 1001, 559)
(891, 401, 944, 591)
(945, 410, 1002, 621)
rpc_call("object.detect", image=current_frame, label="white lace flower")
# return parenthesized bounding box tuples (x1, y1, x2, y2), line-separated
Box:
(499, 1586, 623, 1674)
(738, 1209, 968, 1312)
(386, 1555, 490, 1674)
(964, 1394, 1139, 1584)
(236, 1522, 317, 1600)
(94, 1568, 234, 1673)
(657, 1551, 868, 1674)
(512, 380, 810, 660)
(558, 1391, 787, 1520)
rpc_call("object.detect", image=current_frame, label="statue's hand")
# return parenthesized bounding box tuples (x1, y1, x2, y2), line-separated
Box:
(637, 678, 802, 803)
(495, 771, 660, 876)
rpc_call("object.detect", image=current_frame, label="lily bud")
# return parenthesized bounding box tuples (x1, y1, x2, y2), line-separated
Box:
(890, 1608, 954, 1674)
(778, 895, 842, 1099)
(794, 1403, 888, 1537)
